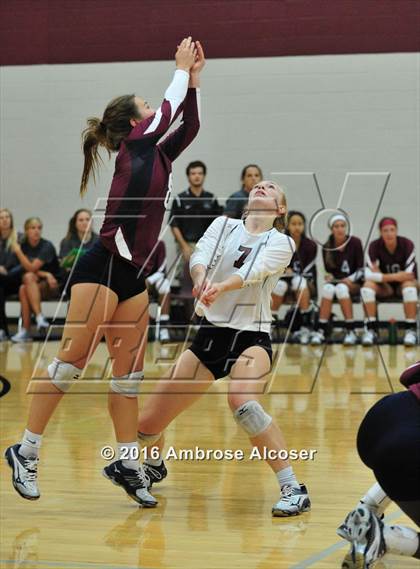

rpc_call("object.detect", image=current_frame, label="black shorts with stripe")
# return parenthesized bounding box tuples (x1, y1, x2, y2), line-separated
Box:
(66, 240, 146, 302)
(188, 318, 273, 380)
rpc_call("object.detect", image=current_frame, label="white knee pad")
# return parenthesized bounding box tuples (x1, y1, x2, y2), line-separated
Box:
(137, 431, 162, 445)
(110, 371, 144, 398)
(402, 286, 418, 303)
(233, 400, 272, 437)
(47, 358, 82, 393)
(335, 283, 350, 300)
(273, 279, 288, 297)
(156, 277, 171, 296)
(361, 286, 376, 303)
(291, 275, 308, 292)
(322, 283, 336, 300)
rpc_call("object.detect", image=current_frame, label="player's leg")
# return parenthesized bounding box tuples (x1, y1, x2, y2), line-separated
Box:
(311, 282, 335, 344)
(11, 283, 33, 342)
(291, 275, 312, 344)
(21, 272, 50, 333)
(138, 349, 214, 486)
(336, 282, 358, 345)
(360, 281, 384, 346)
(400, 281, 418, 346)
(271, 279, 288, 313)
(228, 346, 310, 517)
(5, 283, 118, 500)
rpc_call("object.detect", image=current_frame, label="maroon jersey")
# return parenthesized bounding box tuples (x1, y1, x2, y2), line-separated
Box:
(322, 235, 364, 281)
(289, 236, 317, 279)
(367, 236, 417, 279)
(100, 70, 200, 270)
(144, 240, 166, 277)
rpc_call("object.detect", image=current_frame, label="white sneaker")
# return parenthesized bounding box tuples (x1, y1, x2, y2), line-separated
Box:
(159, 327, 170, 343)
(36, 316, 49, 334)
(299, 327, 311, 345)
(11, 329, 33, 343)
(338, 504, 386, 568)
(272, 484, 311, 517)
(403, 329, 417, 347)
(310, 330, 325, 345)
(343, 330, 358, 346)
(361, 329, 376, 347)
(4, 444, 40, 500)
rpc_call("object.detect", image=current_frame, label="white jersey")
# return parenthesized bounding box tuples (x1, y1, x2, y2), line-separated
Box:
(190, 216, 295, 333)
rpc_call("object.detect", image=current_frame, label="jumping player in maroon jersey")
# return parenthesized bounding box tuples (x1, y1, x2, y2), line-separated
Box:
(5, 38, 205, 507)
(337, 361, 420, 568)
(271, 211, 317, 344)
(311, 213, 364, 345)
(361, 217, 418, 347)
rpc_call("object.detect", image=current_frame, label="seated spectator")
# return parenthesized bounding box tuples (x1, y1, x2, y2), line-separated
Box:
(170, 161, 221, 281)
(224, 164, 263, 219)
(361, 217, 418, 347)
(272, 211, 317, 344)
(0, 208, 23, 340)
(11, 217, 65, 343)
(59, 209, 99, 270)
(311, 213, 364, 346)
(144, 241, 171, 342)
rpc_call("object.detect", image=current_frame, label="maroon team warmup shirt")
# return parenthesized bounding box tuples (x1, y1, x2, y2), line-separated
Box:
(367, 236, 417, 279)
(322, 235, 364, 281)
(100, 70, 200, 272)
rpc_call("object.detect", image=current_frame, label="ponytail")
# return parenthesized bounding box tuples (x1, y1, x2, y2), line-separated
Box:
(80, 118, 109, 196)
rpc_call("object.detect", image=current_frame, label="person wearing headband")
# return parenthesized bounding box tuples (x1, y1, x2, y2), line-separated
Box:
(361, 217, 418, 347)
(311, 213, 364, 346)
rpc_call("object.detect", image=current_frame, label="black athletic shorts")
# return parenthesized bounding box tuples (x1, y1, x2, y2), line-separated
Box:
(66, 240, 146, 302)
(357, 390, 420, 501)
(188, 318, 273, 380)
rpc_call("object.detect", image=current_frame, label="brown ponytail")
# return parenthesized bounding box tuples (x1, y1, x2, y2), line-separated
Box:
(79, 94, 141, 196)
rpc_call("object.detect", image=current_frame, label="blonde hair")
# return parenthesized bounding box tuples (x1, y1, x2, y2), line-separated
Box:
(0, 208, 18, 251)
(23, 217, 43, 242)
(243, 181, 288, 232)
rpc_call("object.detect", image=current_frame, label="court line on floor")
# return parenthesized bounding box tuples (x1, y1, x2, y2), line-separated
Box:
(289, 510, 403, 568)
(0, 560, 150, 569)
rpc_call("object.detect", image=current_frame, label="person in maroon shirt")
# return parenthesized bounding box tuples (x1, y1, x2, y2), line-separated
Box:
(5, 38, 205, 508)
(271, 211, 317, 344)
(337, 361, 420, 567)
(144, 240, 171, 343)
(311, 213, 364, 345)
(361, 217, 418, 347)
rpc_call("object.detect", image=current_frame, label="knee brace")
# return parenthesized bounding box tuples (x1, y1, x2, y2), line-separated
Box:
(47, 357, 82, 393)
(233, 400, 272, 437)
(322, 283, 336, 300)
(156, 277, 171, 296)
(402, 286, 418, 303)
(291, 275, 307, 293)
(273, 279, 288, 297)
(361, 286, 376, 303)
(137, 431, 162, 445)
(335, 283, 350, 300)
(110, 370, 144, 398)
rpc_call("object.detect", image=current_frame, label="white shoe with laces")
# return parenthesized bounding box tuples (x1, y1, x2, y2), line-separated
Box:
(159, 327, 170, 343)
(272, 484, 311, 517)
(4, 444, 40, 500)
(310, 330, 325, 345)
(299, 327, 311, 345)
(403, 329, 417, 347)
(361, 329, 376, 347)
(343, 330, 358, 346)
(11, 329, 33, 343)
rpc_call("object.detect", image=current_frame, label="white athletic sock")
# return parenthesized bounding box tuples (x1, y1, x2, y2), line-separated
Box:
(20, 429, 42, 458)
(276, 466, 299, 490)
(384, 525, 419, 557)
(118, 442, 140, 471)
(160, 314, 169, 322)
(36, 313, 46, 325)
(145, 455, 162, 467)
(359, 482, 391, 516)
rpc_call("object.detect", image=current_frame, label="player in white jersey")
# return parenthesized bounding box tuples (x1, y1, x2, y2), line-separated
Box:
(135, 181, 311, 517)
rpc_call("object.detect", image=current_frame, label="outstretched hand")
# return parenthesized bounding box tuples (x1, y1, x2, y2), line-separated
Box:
(175, 37, 197, 72)
(190, 41, 205, 74)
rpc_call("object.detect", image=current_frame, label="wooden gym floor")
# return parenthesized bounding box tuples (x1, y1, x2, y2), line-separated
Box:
(1, 340, 419, 569)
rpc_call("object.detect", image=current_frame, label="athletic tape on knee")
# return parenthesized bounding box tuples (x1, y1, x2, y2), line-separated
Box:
(47, 357, 82, 393)
(402, 286, 418, 303)
(233, 400, 272, 437)
(111, 371, 144, 397)
(137, 431, 162, 445)
(156, 277, 171, 296)
(273, 279, 288, 297)
(322, 283, 336, 300)
(335, 283, 350, 300)
(291, 275, 307, 292)
(361, 286, 376, 303)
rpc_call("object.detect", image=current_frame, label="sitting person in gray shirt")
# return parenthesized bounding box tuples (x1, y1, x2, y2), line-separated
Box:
(224, 164, 263, 219)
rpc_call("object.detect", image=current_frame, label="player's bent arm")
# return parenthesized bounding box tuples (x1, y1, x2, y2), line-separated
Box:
(383, 271, 416, 283)
(233, 236, 296, 286)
